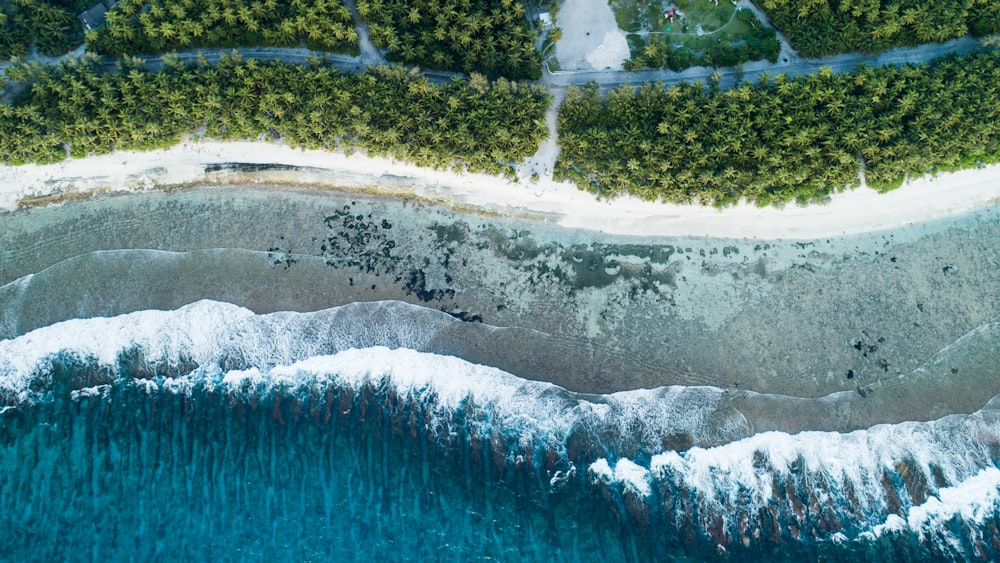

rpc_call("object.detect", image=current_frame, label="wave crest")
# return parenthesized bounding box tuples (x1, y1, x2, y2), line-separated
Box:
(3, 301, 1000, 559)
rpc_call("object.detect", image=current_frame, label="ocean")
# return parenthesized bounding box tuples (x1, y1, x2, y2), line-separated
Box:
(1, 187, 999, 560)
(1, 301, 999, 561)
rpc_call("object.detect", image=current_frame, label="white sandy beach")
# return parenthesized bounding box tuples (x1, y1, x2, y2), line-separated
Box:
(1, 140, 998, 239)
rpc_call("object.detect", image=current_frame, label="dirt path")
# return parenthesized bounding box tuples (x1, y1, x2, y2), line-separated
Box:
(518, 87, 563, 182)
(341, 0, 385, 66)
(736, 0, 803, 63)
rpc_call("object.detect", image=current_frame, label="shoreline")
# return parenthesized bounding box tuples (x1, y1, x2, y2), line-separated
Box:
(2, 140, 999, 239)
(2, 183, 997, 397)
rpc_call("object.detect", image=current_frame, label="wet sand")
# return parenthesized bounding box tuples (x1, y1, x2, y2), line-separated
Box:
(1, 184, 997, 432)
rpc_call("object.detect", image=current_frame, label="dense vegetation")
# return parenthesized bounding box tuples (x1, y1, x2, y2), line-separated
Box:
(91, 0, 542, 77)
(90, 0, 358, 56)
(625, 10, 781, 71)
(760, 0, 1000, 57)
(0, 54, 549, 173)
(357, 0, 541, 79)
(1, 0, 84, 59)
(556, 52, 1000, 206)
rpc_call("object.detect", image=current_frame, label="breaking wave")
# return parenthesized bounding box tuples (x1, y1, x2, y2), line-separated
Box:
(1, 301, 999, 560)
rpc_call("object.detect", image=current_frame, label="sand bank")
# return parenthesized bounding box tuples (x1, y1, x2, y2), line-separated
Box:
(2, 140, 998, 239)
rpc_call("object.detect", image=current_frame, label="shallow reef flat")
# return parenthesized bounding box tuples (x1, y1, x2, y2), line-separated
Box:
(1, 185, 998, 424)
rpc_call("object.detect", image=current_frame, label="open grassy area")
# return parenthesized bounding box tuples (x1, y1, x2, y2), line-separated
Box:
(624, 7, 779, 70)
(610, 0, 739, 34)
(665, 9, 755, 49)
(673, 0, 734, 33)
(609, 0, 664, 32)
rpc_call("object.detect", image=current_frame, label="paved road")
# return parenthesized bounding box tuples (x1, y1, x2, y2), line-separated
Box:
(2, 32, 983, 180)
(542, 35, 983, 93)
(1, 32, 982, 94)
(1, 45, 463, 86)
(109, 32, 984, 96)
(0, 25, 985, 179)
(526, 35, 982, 177)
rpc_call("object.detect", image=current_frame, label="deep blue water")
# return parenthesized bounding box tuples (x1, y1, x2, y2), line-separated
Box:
(2, 302, 999, 561)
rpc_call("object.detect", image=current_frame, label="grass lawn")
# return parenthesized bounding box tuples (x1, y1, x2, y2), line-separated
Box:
(609, 0, 664, 32)
(673, 0, 735, 33)
(722, 10, 753, 37)
(623, 6, 780, 70)
(609, 0, 744, 35)
(664, 8, 755, 47)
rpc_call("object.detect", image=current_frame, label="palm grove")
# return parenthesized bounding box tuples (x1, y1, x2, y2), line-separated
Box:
(759, 0, 1000, 58)
(557, 52, 1000, 206)
(2, 0, 1000, 208)
(4, 0, 544, 81)
(0, 54, 549, 173)
(89, 0, 359, 55)
(1, 0, 84, 58)
(359, 0, 541, 79)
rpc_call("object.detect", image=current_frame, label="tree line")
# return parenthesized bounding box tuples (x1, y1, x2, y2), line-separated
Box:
(1, 0, 83, 59)
(0, 53, 549, 174)
(357, 0, 541, 79)
(556, 52, 1000, 206)
(79, 0, 542, 79)
(759, 0, 1000, 58)
(90, 0, 359, 56)
(4, 0, 543, 80)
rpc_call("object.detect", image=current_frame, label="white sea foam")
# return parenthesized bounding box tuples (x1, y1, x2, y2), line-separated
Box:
(0, 299, 452, 402)
(6, 300, 1000, 544)
(215, 347, 743, 451)
(588, 417, 1000, 541)
(591, 457, 651, 497)
(907, 467, 1000, 535)
(0, 301, 735, 449)
(858, 468, 1000, 544)
(221, 348, 579, 446)
(868, 514, 907, 539)
(69, 384, 109, 401)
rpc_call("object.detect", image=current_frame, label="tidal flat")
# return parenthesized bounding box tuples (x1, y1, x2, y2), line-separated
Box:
(1, 185, 997, 433)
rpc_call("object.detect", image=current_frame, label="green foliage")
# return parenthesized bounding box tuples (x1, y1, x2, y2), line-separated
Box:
(12, 0, 543, 79)
(357, 0, 541, 79)
(624, 10, 780, 71)
(91, 0, 359, 56)
(0, 55, 549, 174)
(609, 0, 662, 33)
(0, 0, 83, 59)
(759, 0, 1000, 57)
(674, 0, 735, 32)
(557, 52, 1000, 206)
